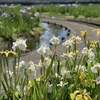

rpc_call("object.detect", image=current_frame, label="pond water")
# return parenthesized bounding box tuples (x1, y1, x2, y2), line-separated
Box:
(27, 22, 69, 51)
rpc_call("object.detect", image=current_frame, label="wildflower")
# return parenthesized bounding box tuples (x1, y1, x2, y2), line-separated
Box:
(96, 76, 100, 85)
(1, 12, 8, 17)
(34, 12, 40, 17)
(0, 50, 17, 57)
(6, 71, 13, 78)
(73, 50, 79, 55)
(57, 81, 68, 87)
(82, 47, 91, 55)
(20, 9, 26, 14)
(47, 82, 53, 93)
(61, 67, 71, 78)
(55, 73, 60, 78)
(88, 40, 98, 48)
(91, 63, 100, 73)
(16, 61, 28, 78)
(62, 39, 73, 48)
(61, 52, 75, 60)
(88, 51, 95, 62)
(70, 90, 80, 100)
(27, 7, 31, 10)
(75, 65, 87, 73)
(37, 45, 52, 56)
(82, 47, 95, 62)
(71, 35, 82, 44)
(79, 73, 87, 86)
(52, 60, 58, 70)
(28, 80, 33, 87)
(27, 61, 36, 80)
(12, 39, 27, 51)
(16, 61, 36, 80)
(36, 60, 42, 68)
(70, 89, 92, 100)
(20, 60, 28, 68)
(80, 30, 87, 37)
(43, 57, 51, 68)
(36, 77, 41, 82)
(50, 35, 60, 45)
(93, 28, 100, 35)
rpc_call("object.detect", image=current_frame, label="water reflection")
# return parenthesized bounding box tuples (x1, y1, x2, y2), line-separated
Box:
(27, 22, 68, 51)
(37, 22, 68, 47)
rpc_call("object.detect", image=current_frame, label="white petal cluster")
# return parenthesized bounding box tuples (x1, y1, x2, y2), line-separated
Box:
(52, 60, 58, 68)
(37, 45, 52, 56)
(16, 61, 36, 80)
(36, 60, 42, 68)
(82, 47, 92, 55)
(12, 39, 27, 51)
(34, 12, 40, 17)
(96, 76, 100, 85)
(20, 9, 26, 14)
(61, 52, 75, 60)
(16, 60, 27, 78)
(88, 51, 95, 62)
(91, 63, 100, 85)
(34, 57, 51, 69)
(75, 65, 87, 73)
(82, 47, 95, 62)
(62, 39, 73, 48)
(50, 35, 60, 45)
(43, 57, 51, 68)
(71, 35, 82, 44)
(61, 67, 71, 79)
(57, 81, 68, 87)
(62, 35, 81, 48)
(55, 73, 60, 78)
(91, 63, 100, 73)
(27, 61, 36, 80)
(47, 82, 53, 93)
(6, 71, 13, 78)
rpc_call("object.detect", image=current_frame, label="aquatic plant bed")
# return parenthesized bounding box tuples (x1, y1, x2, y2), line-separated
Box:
(0, 28, 100, 99)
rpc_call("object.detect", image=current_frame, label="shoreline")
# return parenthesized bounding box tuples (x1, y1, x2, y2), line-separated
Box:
(16, 18, 99, 63)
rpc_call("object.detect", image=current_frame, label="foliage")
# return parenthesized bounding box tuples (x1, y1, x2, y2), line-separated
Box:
(0, 29, 100, 100)
(39, 4, 100, 18)
(0, 4, 40, 44)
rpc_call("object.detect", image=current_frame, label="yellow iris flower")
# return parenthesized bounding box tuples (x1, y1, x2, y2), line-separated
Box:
(36, 77, 40, 82)
(79, 74, 87, 86)
(93, 28, 100, 35)
(80, 30, 88, 36)
(70, 89, 92, 100)
(73, 50, 79, 55)
(0, 50, 17, 57)
(70, 90, 80, 100)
